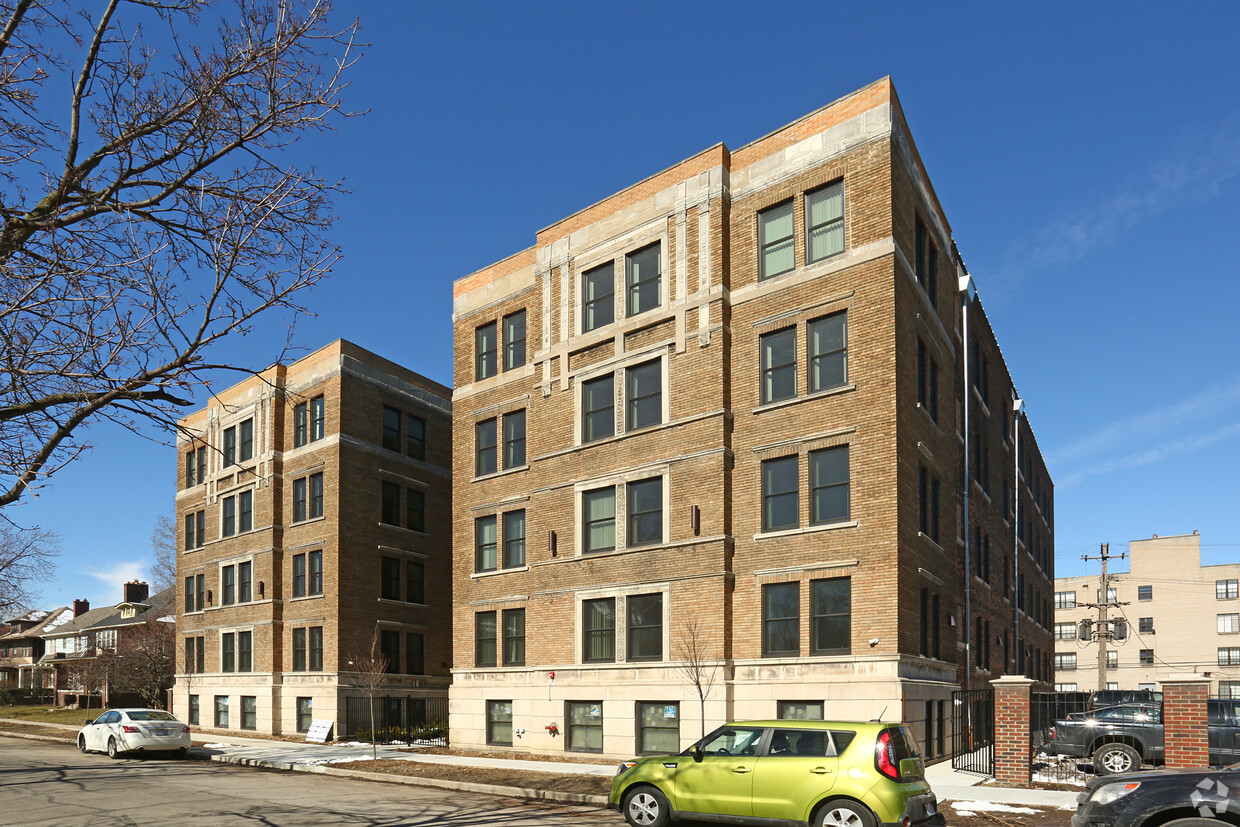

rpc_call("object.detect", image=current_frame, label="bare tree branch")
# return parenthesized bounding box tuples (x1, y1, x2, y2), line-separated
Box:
(0, 520, 59, 614)
(148, 514, 176, 591)
(674, 618, 721, 741)
(346, 624, 389, 759)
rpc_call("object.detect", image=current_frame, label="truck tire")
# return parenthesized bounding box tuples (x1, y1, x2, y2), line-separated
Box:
(1093, 742, 1139, 775)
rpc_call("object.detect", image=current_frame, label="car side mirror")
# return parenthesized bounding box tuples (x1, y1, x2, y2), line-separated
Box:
(692, 744, 704, 762)
(84, 719, 94, 725)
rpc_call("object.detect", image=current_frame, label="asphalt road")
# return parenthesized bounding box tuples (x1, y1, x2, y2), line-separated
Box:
(0, 735, 624, 826)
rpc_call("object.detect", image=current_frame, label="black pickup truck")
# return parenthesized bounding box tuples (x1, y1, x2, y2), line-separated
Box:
(1046, 701, 1240, 775)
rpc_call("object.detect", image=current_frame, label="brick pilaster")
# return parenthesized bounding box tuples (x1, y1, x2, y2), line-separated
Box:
(991, 676, 1035, 786)
(1161, 676, 1210, 769)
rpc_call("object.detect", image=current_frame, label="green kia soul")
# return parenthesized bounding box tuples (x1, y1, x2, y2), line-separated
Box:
(608, 720, 945, 827)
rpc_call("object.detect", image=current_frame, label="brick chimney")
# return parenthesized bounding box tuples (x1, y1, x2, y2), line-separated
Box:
(73, 599, 90, 617)
(123, 580, 150, 604)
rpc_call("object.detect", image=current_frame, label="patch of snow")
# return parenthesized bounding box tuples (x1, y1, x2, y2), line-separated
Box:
(951, 802, 1038, 815)
(333, 741, 372, 747)
(42, 609, 75, 630)
(300, 755, 376, 765)
(200, 743, 231, 748)
(156, 616, 175, 623)
(28, 610, 48, 620)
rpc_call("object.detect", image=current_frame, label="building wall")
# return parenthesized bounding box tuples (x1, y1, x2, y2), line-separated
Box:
(1054, 533, 1240, 695)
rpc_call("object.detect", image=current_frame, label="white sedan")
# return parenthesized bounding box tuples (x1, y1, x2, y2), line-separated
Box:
(78, 708, 192, 758)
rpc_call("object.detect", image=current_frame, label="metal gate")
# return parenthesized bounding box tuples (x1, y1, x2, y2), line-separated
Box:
(950, 688, 994, 775)
(1031, 690, 1092, 783)
(340, 695, 448, 745)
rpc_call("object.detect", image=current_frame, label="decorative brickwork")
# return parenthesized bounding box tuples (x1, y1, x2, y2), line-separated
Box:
(1161, 676, 1210, 769)
(992, 676, 1035, 786)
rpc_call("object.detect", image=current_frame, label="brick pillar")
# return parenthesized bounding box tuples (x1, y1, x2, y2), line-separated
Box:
(1161, 676, 1210, 769)
(991, 676, 1035, 786)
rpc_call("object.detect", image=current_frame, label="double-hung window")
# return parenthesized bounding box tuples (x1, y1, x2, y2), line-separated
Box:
(627, 478, 663, 548)
(475, 516, 497, 572)
(1219, 613, 1240, 634)
(582, 487, 616, 553)
(382, 405, 401, 452)
(811, 577, 851, 654)
(761, 456, 799, 532)
(476, 322, 497, 380)
(222, 566, 236, 605)
(626, 361, 661, 431)
(917, 340, 939, 421)
(503, 310, 526, 371)
(223, 496, 237, 537)
(381, 481, 401, 525)
(381, 631, 401, 674)
(237, 631, 253, 672)
(915, 215, 937, 307)
(582, 262, 615, 332)
(503, 609, 525, 666)
(759, 201, 795, 280)
(239, 419, 254, 462)
(406, 488, 425, 532)
(238, 561, 252, 603)
(476, 612, 497, 667)
(805, 181, 844, 263)
(292, 629, 306, 670)
(381, 557, 401, 600)
(807, 312, 846, 392)
(406, 414, 425, 459)
(763, 582, 799, 656)
(293, 554, 306, 597)
(475, 419, 498, 476)
(308, 626, 323, 671)
(307, 473, 323, 519)
(238, 490, 252, 533)
(222, 633, 236, 672)
(407, 561, 425, 604)
(223, 426, 237, 466)
(583, 598, 615, 662)
(582, 375, 614, 443)
(809, 446, 849, 525)
(186, 446, 205, 487)
(1218, 579, 1239, 600)
(503, 511, 526, 568)
(185, 510, 205, 550)
(626, 593, 663, 661)
(760, 328, 796, 404)
(626, 243, 661, 316)
(503, 410, 526, 469)
(919, 466, 940, 543)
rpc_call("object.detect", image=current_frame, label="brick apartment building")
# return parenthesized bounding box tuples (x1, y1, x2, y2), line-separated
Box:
(1054, 532, 1240, 696)
(449, 77, 1055, 759)
(173, 340, 452, 736)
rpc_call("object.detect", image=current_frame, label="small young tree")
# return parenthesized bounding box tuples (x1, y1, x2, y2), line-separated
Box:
(674, 618, 721, 740)
(110, 616, 176, 709)
(346, 627, 389, 759)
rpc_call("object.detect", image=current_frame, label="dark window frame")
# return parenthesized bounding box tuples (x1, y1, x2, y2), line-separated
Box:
(626, 593, 663, 662)
(503, 409, 526, 469)
(807, 312, 847, 393)
(503, 309, 526, 371)
(811, 577, 851, 655)
(626, 360, 662, 431)
(475, 418, 498, 476)
(582, 597, 616, 663)
(809, 445, 850, 525)
(758, 200, 795, 281)
(502, 608, 526, 667)
(805, 180, 845, 264)
(760, 327, 797, 405)
(762, 582, 800, 657)
(582, 261, 615, 333)
(761, 455, 799, 532)
(475, 611, 497, 667)
(626, 242, 662, 317)
(581, 374, 615, 443)
(476, 321, 497, 380)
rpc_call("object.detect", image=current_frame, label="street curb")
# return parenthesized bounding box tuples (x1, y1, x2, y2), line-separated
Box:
(0, 729, 74, 745)
(189, 750, 610, 807)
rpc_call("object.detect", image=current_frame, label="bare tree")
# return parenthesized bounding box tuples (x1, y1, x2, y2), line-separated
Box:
(674, 618, 721, 741)
(149, 515, 177, 592)
(0, 522, 59, 615)
(346, 626, 389, 759)
(0, 0, 360, 509)
(66, 654, 112, 710)
(108, 615, 175, 708)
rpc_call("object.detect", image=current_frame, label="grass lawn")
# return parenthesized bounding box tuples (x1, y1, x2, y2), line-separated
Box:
(0, 705, 101, 725)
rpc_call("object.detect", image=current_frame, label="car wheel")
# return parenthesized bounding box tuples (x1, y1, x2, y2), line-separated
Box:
(107, 737, 121, 760)
(77, 736, 88, 753)
(174, 748, 187, 759)
(1092, 743, 1140, 775)
(815, 799, 876, 827)
(621, 785, 670, 827)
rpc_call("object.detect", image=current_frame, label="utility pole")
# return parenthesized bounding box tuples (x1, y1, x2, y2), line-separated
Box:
(1079, 543, 1128, 691)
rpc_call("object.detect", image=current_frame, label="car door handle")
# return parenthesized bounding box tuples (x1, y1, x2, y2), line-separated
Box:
(811, 767, 834, 774)
(732, 767, 752, 774)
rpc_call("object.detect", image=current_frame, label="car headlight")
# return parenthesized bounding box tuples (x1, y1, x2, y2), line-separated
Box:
(1091, 782, 1140, 805)
(615, 761, 637, 776)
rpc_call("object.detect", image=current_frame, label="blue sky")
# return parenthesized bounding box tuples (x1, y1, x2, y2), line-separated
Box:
(12, 1, 1240, 609)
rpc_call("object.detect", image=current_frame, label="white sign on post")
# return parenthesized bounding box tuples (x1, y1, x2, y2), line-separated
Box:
(306, 719, 334, 743)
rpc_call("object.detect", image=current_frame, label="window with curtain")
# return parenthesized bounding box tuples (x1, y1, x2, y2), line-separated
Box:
(582, 262, 614, 332)
(583, 487, 616, 553)
(759, 201, 794, 280)
(582, 598, 615, 662)
(475, 516, 497, 572)
(475, 322, 497, 380)
(806, 181, 844, 262)
(503, 309, 526, 370)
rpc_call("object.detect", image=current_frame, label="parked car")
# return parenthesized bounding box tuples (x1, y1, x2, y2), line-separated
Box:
(1072, 762, 1240, 827)
(1047, 700, 1240, 775)
(607, 719, 944, 827)
(1089, 690, 1163, 710)
(78, 708, 191, 759)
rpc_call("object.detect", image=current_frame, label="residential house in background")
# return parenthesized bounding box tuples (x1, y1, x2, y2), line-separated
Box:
(1054, 532, 1240, 697)
(173, 340, 453, 736)
(449, 77, 1055, 759)
(0, 606, 71, 692)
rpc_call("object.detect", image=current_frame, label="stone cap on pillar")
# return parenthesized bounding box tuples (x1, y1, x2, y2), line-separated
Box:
(990, 676, 1037, 689)
(1160, 675, 1212, 687)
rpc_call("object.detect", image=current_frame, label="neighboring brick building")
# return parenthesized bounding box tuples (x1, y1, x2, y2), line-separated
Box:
(450, 77, 1054, 759)
(1054, 532, 1240, 696)
(0, 606, 71, 692)
(173, 340, 452, 736)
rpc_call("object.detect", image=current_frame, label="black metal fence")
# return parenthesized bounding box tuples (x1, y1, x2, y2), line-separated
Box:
(950, 688, 994, 775)
(340, 695, 448, 746)
(1030, 690, 1092, 783)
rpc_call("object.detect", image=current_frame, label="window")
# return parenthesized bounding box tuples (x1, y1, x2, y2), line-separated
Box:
(777, 701, 824, 720)
(1054, 591, 1077, 609)
(1097, 587, 1117, 603)
(806, 181, 844, 263)
(214, 696, 229, 728)
(407, 633, 424, 674)
(222, 496, 236, 538)
(637, 702, 678, 753)
(919, 588, 941, 659)
(917, 340, 938, 421)
(294, 396, 325, 448)
(486, 700, 513, 746)
(918, 466, 940, 543)
(503, 310, 526, 371)
(1054, 622, 1076, 641)
(566, 701, 604, 752)
(810, 446, 849, 525)
(811, 577, 851, 654)
(292, 628, 307, 671)
(582, 262, 614, 333)
(761, 456, 799, 532)
(291, 551, 322, 598)
(380, 630, 400, 674)
(308, 626, 322, 671)
(223, 426, 237, 466)
(503, 609, 525, 666)
(475, 321, 497, 380)
(758, 201, 794, 280)
(239, 491, 252, 533)
(382, 405, 401, 452)
(184, 510, 205, 551)
(238, 561, 252, 603)
(503, 410, 526, 469)
(222, 566, 236, 605)
(184, 636, 204, 673)
(1139, 649, 1154, 665)
(474, 418, 497, 476)
(475, 516, 497, 572)
(1137, 585, 1152, 601)
(627, 593, 663, 661)
(1218, 579, 1239, 600)
(1055, 683, 1078, 693)
(237, 631, 252, 672)
(581, 374, 614, 443)
(381, 557, 401, 600)
(240, 696, 256, 730)
(406, 488, 425, 532)
(296, 697, 312, 733)
(406, 414, 425, 459)
(292, 473, 323, 522)
(626, 243, 661, 316)
(222, 632, 236, 672)
(407, 560, 425, 604)
(582, 598, 615, 663)
(762, 582, 799, 657)
(186, 445, 206, 487)
(760, 328, 796, 404)
(188, 695, 199, 726)
(1220, 682, 1240, 700)
(583, 487, 616, 553)
(1106, 650, 1118, 668)
(503, 510, 526, 568)
(381, 481, 401, 525)
(239, 419, 254, 462)
(476, 612, 497, 667)
(1055, 653, 1077, 670)
(626, 360, 662, 431)
(807, 313, 846, 393)
(1220, 613, 1240, 634)
(914, 215, 937, 307)
(627, 478, 663, 548)
(1138, 617, 1154, 634)
(1221, 647, 1240, 666)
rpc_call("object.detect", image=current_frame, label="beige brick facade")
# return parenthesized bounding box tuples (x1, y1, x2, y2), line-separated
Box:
(451, 78, 1054, 759)
(172, 340, 452, 737)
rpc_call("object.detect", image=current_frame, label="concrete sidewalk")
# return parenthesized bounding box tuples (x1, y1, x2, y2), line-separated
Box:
(926, 761, 1079, 809)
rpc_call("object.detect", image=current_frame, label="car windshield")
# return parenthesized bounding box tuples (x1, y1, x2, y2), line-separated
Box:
(127, 710, 178, 722)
